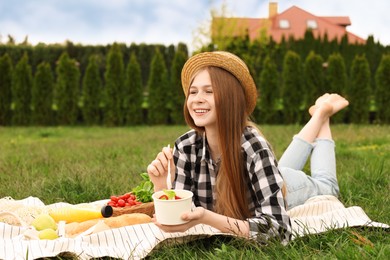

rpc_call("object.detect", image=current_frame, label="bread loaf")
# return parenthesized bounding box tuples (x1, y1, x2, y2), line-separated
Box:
(65, 213, 151, 237)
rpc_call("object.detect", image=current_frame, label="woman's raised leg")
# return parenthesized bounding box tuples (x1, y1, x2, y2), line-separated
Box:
(279, 94, 349, 209)
(278, 93, 333, 170)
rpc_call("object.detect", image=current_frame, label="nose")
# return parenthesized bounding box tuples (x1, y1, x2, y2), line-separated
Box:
(193, 91, 206, 102)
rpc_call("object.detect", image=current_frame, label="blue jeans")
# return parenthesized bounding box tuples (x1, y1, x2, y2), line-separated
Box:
(278, 136, 340, 209)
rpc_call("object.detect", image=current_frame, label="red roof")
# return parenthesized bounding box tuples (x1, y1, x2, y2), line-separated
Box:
(212, 5, 366, 45)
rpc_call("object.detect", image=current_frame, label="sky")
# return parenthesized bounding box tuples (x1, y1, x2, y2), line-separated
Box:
(1, 0, 389, 52)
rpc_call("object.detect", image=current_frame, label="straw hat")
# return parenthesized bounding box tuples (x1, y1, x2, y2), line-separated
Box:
(181, 51, 258, 115)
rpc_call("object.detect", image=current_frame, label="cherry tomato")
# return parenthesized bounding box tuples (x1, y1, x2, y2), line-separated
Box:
(174, 195, 182, 200)
(117, 199, 126, 207)
(121, 193, 131, 200)
(159, 195, 169, 200)
(107, 201, 117, 207)
(109, 192, 143, 207)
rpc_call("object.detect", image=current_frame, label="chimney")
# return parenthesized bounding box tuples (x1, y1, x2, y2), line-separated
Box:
(269, 1, 278, 18)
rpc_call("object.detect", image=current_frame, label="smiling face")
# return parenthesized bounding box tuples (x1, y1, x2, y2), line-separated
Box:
(186, 69, 218, 131)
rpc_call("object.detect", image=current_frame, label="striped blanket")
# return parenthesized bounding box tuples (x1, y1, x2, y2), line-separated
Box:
(0, 195, 388, 259)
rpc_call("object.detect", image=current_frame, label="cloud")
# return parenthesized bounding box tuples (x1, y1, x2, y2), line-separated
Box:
(0, 0, 389, 48)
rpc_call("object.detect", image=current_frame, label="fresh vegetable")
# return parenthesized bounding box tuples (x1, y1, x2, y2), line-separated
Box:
(158, 189, 182, 200)
(131, 172, 154, 203)
(107, 173, 154, 207)
(163, 189, 176, 200)
(158, 195, 169, 200)
(107, 192, 141, 207)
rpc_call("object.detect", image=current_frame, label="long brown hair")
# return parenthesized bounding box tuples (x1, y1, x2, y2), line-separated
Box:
(184, 66, 252, 219)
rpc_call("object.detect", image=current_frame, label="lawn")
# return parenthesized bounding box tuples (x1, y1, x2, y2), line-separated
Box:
(0, 125, 389, 259)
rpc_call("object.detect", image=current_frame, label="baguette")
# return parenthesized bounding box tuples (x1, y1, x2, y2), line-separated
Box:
(65, 213, 151, 237)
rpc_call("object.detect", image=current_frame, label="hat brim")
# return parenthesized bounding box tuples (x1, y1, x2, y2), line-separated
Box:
(181, 51, 257, 115)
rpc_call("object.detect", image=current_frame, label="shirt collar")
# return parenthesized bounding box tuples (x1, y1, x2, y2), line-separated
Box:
(201, 132, 219, 165)
(201, 132, 207, 161)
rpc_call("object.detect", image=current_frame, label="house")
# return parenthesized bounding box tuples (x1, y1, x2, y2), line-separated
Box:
(211, 1, 366, 45)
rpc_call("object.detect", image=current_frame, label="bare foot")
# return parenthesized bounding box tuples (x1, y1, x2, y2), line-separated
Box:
(309, 93, 349, 117)
(313, 102, 334, 119)
(309, 93, 330, 115)
(315, 93, 330, 106)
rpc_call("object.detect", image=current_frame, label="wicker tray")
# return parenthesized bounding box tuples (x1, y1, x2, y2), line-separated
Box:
(111, 202, 154, 218)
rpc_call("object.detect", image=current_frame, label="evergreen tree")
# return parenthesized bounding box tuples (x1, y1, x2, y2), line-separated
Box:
(321, 32, 331, 58)
(347, 54, 371, 123)
(103, 43, 125, 126)
(82, 55, 102, 125)
(304, 51, 324, 109)
(326, 53, 348, 123)
(147, 49, 169, 124)
(32, 62, 54, 125)
(169, 49, 187, 124)
(282, 50, 304, 124)
(326, 53, 347, 94)
(374, 54, 390, 123)
(55, 52, 80, 125)
(339, 34, 353, 68)
(177, 42, 189, 56)
(302, 30, 315, 58)
(138, 44, 154, 87)
(365, 36, 383, 91)
(12, 52, 33, 125)
(0, 53, 13, 125)
(269, 42, 286, 77)
(166, 44, 176, 79)
(123, 52, 144, 125)
(257, 55, 280, 124)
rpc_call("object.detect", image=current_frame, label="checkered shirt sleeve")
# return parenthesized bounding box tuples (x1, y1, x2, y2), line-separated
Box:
(243, 127, 291, 243)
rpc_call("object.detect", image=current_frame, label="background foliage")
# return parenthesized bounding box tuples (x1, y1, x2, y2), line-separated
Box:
(0, 32, 389, 126)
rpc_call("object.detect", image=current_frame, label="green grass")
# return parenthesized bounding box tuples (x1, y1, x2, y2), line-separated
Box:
(0, 125, 389, 259)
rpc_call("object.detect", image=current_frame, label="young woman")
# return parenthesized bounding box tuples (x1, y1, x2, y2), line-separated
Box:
(147, 51, 291, 243)
(147, 51, 349, 243)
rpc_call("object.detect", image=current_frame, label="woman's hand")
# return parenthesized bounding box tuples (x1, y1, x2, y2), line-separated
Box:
(152, 207, 205, 233)
(153, 207, 250, 237)
(147, 146, 175, 191)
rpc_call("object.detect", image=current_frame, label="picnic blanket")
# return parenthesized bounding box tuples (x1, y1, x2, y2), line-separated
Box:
(0, 195, 388, 260)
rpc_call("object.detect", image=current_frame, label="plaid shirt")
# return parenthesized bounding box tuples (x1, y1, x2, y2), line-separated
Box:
(172, 127, 292, 243)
